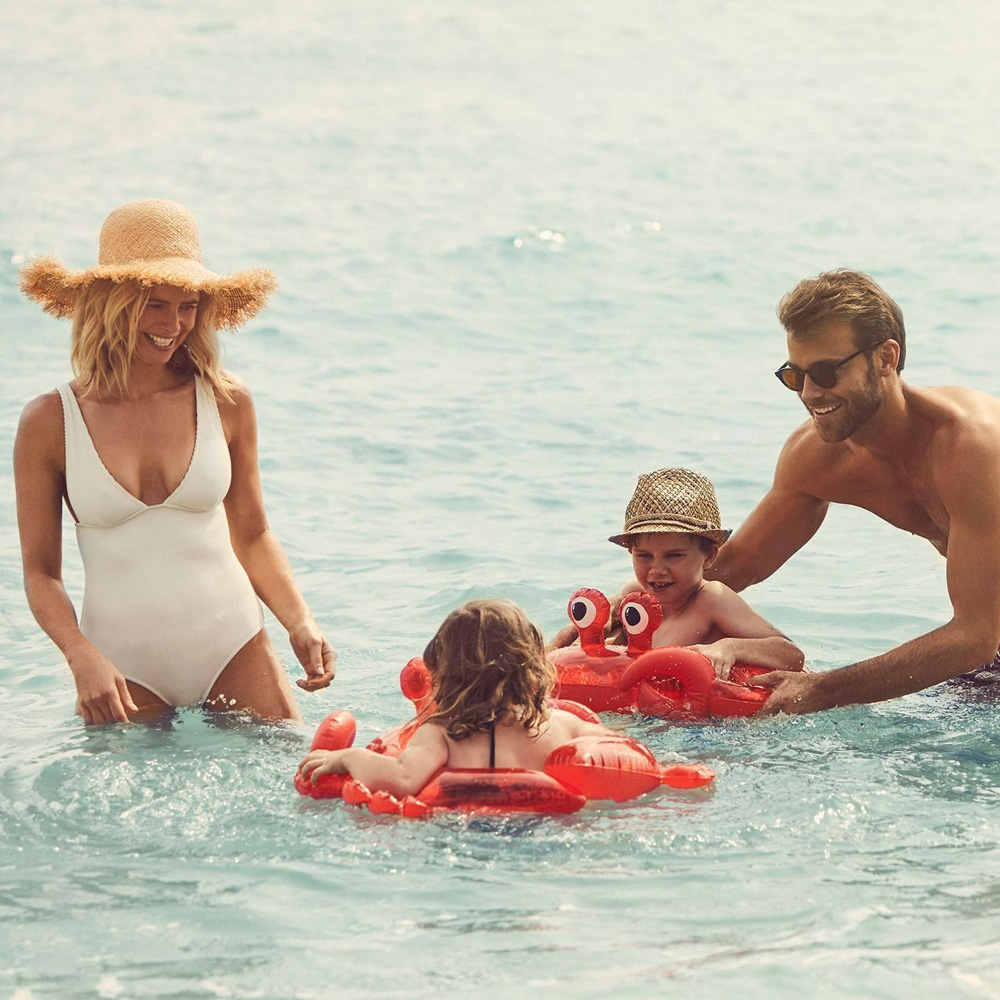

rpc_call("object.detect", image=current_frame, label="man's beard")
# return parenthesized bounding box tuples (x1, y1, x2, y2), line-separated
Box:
(811, 362, 882, 443)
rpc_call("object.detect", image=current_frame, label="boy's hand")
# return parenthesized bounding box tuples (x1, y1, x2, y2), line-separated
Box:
(688, 640, 737, 679)
(298, 749, 348, 782)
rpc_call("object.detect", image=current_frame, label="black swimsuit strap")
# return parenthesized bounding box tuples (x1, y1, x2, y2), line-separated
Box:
(489, 722, 496, 769)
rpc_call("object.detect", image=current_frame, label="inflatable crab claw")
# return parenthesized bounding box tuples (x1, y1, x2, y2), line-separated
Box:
(294, 710, 358, 799)
(400, 657, 434, 712)
(618, 647, 772, 718)
(543, 735, 662, 801)
(309, 710, 357, 751)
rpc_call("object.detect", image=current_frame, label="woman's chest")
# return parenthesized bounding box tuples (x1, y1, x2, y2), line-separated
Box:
(79, 390, 198, 505)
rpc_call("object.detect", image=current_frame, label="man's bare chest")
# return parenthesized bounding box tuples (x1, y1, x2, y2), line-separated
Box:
(821, 463, 950, 554)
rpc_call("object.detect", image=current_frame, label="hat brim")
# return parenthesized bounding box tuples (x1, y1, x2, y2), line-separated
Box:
(19, 255, 276, 331)
(609, 522, 733, 548)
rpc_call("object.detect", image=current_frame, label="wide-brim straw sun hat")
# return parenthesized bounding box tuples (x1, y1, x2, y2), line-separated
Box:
(19, 198, 276, 331)
(609, 467, 733, 547)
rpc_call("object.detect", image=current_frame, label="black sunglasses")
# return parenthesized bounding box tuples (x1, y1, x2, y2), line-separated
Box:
(774, 341, 887, 392)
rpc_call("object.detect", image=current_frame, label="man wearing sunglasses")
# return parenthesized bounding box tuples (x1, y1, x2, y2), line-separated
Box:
(708, 269, 1000, 713)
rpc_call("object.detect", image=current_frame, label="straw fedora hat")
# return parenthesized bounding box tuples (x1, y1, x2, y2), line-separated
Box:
(609, 468, 732, 547)
(19, 199, 276, 330)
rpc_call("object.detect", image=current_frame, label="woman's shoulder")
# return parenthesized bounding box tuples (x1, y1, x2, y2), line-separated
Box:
(19, 388, 65, 433)
(209, 370, 255, 427)
(15, 389, 67, 465)
(210, 369, 252, 402)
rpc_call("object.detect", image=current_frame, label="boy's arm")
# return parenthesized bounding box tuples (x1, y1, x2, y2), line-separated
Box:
(690, 585, 804, 677)
(299, 724, 449, 797)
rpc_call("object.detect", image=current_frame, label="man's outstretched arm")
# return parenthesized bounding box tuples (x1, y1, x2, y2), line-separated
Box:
(757, 436, 1000, 713)
(709, 428, 830, 592)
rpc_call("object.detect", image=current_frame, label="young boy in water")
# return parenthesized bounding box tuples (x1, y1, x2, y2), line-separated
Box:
(553, 468, 804, 678)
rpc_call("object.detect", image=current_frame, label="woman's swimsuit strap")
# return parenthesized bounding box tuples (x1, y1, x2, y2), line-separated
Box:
(489, 723, 496, 769)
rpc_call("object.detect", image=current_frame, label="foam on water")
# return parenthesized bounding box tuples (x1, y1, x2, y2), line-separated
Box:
(3, 1, 1000, 997)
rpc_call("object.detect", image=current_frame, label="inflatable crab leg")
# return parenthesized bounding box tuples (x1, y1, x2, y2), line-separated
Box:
(660, 763, 715, 789)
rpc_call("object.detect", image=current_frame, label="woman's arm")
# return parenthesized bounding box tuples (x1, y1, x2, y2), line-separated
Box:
(14, 394, 139, 723)
(299, 723, 449, 797)
(689, 583, 805, 677)
(219, 380, 336, 691)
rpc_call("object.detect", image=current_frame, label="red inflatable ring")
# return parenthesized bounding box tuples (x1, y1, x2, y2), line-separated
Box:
(294, 656, 715, 816)
(550, 588, 800, 718)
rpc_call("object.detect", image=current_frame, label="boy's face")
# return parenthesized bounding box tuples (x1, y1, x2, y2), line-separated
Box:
(630, 532, 714, 612)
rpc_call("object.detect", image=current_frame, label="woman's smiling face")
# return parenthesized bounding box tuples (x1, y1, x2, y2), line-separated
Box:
(135, 284, 200, 364)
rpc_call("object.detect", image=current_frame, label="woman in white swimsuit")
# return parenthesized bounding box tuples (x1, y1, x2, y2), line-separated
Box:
(14, 199, 335, 724)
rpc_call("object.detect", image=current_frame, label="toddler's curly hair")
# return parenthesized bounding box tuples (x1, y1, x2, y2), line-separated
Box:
(423, 599, 555, 741)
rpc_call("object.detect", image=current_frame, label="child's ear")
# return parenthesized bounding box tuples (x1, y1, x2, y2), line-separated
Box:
(702, 544, 720, 569)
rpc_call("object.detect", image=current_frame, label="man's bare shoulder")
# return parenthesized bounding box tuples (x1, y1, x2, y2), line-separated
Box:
(774, 419, 851, 489)
(921, 387, 1000, 479)
(920, 386, 1000, 436)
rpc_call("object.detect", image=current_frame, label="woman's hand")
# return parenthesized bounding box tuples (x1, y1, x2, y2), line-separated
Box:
(288, 618, 337, 692)
(299, 748, 347, 781)
(688, 640, 737, 679)
(67, 643, 139, 725)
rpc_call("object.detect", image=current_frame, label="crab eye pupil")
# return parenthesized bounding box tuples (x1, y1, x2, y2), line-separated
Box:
(624, 606, 641, 627)
(571, 601, 588, 622)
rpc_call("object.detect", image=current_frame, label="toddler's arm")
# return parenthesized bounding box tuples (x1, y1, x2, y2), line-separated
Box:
(298, 723, 449, 797)
(690, 584, 804, 677)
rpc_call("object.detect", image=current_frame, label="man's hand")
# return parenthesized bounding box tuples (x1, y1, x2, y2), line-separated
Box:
(753, 669, 828, 715)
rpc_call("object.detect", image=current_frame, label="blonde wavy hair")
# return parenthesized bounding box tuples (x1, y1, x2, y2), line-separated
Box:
(423, 599, 555, 741)
(70, 279, 238, 400)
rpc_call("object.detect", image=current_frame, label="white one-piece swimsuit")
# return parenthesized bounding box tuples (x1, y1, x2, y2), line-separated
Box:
(57, 376, 264, 706)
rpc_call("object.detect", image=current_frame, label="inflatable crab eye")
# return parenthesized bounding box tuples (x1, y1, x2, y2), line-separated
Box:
(570, 597, 598, 628)
(621, 601, 650, 635)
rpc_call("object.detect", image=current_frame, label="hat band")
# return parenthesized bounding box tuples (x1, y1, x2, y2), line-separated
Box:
(624, 514, 722, 533)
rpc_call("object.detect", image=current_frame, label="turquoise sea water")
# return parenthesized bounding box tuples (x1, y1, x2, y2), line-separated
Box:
(3, 2, 1000, 997)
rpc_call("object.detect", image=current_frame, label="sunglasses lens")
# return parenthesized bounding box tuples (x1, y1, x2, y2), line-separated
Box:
(809, 364, 838, 390)
(777, 367, 805, 391)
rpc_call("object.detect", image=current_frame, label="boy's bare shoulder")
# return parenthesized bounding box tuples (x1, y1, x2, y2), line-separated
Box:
(698, 580, 752, 612)
(700, 579, 737, 601)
